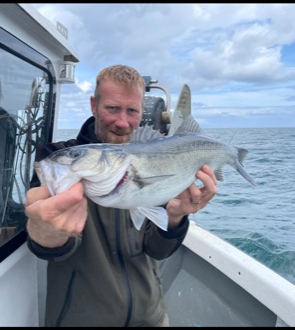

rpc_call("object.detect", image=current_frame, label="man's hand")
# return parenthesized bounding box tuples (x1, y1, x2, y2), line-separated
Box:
(166, 165, 218, 228)
(25, 182, 88, 248)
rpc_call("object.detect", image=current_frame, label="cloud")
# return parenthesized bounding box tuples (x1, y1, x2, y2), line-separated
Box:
(76, 80, 92, 93)
(31, 3, 295, 128)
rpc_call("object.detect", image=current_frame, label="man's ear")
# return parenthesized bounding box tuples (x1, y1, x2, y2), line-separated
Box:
(90, 96, 96, 115)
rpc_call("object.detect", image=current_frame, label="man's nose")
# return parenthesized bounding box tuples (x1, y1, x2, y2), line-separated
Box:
(115, 110, 130, 128)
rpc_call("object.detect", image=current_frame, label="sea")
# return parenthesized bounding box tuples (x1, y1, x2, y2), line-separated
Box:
(56, 127, 295, 286)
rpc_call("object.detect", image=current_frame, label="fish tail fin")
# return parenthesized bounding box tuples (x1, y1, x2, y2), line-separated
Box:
(235, 147, 256, 186)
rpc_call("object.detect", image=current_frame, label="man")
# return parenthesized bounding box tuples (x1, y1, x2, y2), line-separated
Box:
(25, 65, 217, 326)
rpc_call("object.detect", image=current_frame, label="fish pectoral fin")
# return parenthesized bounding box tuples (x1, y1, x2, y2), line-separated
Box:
(133, 174, 175, 186)
(130, 207, 169, 231)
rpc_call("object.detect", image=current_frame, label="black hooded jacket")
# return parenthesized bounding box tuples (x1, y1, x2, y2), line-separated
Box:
(27, 116, 189, 326)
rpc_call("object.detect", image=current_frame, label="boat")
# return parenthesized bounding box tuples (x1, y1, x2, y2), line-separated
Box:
(0, 3, 294, 327)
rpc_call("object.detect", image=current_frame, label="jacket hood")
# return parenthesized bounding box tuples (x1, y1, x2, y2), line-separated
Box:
(76, 116, 99, 144)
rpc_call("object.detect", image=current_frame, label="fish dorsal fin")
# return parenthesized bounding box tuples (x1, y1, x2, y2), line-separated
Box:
(237, 148, 249, 164)
(174, 84, 191, 120)
(175, 114, 206, 135)
(168, 84, 191, 136)
(130, 124, 165, 143)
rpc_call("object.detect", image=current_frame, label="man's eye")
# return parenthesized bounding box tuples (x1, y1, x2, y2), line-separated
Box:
(107, 106, 118, 112)
(128, 108, 140, 115)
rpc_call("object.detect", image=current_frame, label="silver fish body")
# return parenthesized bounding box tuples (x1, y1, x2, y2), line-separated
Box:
(34, 115, 255, 231)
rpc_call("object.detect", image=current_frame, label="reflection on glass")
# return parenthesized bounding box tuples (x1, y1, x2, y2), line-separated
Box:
(0, 48, 50, 247)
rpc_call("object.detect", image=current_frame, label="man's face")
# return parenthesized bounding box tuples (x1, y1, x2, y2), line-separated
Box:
(91, 80, 144, 144)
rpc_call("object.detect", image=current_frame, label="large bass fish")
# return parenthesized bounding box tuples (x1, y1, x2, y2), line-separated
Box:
(34, 115, 256, 231)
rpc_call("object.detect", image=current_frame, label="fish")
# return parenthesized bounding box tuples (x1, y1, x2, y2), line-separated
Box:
(34, 115, 256, 231)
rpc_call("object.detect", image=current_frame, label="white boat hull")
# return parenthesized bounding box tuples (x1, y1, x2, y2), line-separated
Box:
(160, 221, 294, 326)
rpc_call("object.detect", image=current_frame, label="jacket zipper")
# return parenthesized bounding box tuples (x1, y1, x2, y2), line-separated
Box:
(115, 209, 133, 326)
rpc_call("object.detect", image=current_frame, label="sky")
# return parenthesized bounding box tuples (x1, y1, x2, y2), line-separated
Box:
(31, 3, 295, 129)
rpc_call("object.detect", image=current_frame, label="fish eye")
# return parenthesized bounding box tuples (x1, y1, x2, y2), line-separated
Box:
(69, 149, 82, 158)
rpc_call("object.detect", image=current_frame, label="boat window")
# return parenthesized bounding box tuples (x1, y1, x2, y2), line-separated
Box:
(0, 36, 54, 261)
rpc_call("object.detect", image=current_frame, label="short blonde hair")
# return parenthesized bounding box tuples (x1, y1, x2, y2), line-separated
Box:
(94, 64, 145, 99)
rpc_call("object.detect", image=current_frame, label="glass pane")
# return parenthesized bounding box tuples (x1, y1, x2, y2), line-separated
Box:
(0, 48, 50, 247)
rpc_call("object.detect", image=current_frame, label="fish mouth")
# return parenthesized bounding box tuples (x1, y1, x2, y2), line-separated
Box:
(34, 160, 81, 196)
